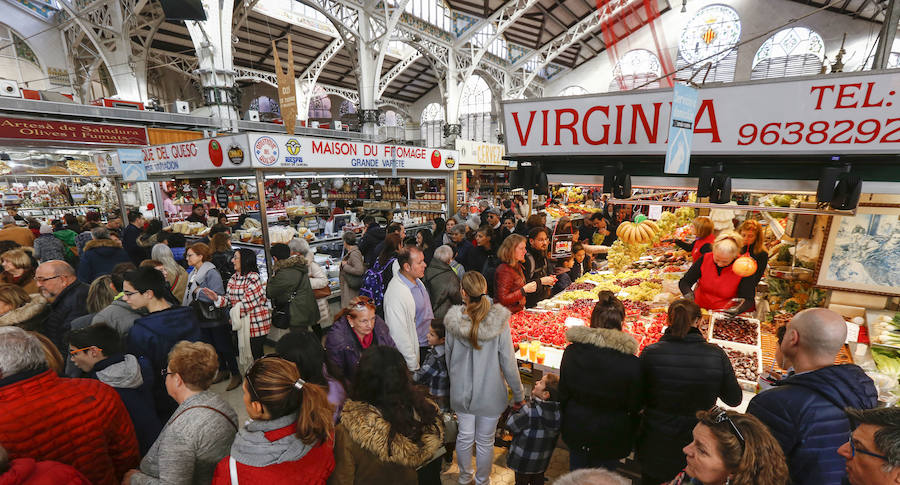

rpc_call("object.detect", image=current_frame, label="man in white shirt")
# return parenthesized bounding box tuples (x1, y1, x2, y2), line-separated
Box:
(383, 247, 433, 371)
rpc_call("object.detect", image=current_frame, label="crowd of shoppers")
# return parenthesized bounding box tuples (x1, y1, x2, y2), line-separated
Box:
(0, 203, 882, 485)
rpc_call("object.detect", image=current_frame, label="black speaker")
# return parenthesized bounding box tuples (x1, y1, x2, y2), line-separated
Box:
(603, 165, 617, 194)
(710, 173, 732, 204)
(159, 0, 207, 20)
(510, 162, 533, 189)
(697, 166, 716, 198)
(613, 173, 631, 199)
(534, 170, 549, 196)
(817, 166, 841, 203)
(831, 173, 862, 210)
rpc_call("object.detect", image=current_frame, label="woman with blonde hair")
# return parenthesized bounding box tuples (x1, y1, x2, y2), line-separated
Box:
(667, 216, 717, 262)
(494, 234, 539, 314)
(737, 219, 769, 289)
(678, 232, 757, 314)
(445, 271, 524, 485)
(670, 407, 789, 485)
(0, 283, 47, 331)
(150, 243, 188, 301)
(0, 248, 38, 294)
(212, 356, 335, 484)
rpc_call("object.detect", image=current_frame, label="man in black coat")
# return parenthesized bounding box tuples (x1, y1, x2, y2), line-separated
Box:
(747, 308, 878, 485)
(35, 260, 89, 355)
(522, 227, 555, 308)
(122, 210, 146, 264)
(358, 216, 385, 267)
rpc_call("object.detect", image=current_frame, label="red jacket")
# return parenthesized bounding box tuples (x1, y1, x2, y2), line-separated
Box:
(212, 439, 335, 485)
(0, 458, 91, 485)
(0, 370, 140, 485)
(496, 262, 526, 313)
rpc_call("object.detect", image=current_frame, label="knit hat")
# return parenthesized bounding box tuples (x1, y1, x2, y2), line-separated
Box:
(39, 223, 53, 234)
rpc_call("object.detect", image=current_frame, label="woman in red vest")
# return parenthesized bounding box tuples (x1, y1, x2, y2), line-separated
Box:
(678, 232, 755, 314)
(667, 216, 716, 261)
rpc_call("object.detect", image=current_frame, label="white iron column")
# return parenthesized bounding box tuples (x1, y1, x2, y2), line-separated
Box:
(185, 0, 239, 130)
(355, 8, 380, 135)
(443, 49, 462, 143)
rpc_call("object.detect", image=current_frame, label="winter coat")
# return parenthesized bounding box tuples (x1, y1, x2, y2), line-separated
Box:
(92, 299, 145, 340)
(212, 413, 335, 485)
(123, 224, 145, 263)
(211, 250, 235, 286)
(328, 400, 443, 485)
(523, 246, 552, 308)
(423, 258, 462, 320)
(456, 242, 489, 274)
(43, 280, 89, 355)
(559, 326, 641, 459)
(0, 458, 90, 485)
(130, 391, 238, 485)
(1, 270, 38, 295)
(325, 315, 396, 382)
(53, 229, 77, 249)
(168, 264, 189, 302)
(308, 258, 332, 327)
(444, 304, 525, 417)
(495, 263, 526, 314)
(77, 238, 132, 283)
(359, 223, 386, 267)
(183, 261, 225, 329)
(126, 305, 202, 418)
(136, 232, 160, 251)
(75, 230, 94, 257)
(637, 327, 743, 480)
(266, 256, 320, 328)
(0, 369, 140, 485)
(0, 225, 34, 247)
(32, 234, 65, 263)
(506, 397, 561, 474)
(747, 364, 878, 485)
(0, 293, 48, 331)
(90, 354, 163, 456)
(339, 245, 365, 308)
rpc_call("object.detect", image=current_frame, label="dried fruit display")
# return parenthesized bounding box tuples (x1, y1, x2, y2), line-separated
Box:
(724, 348, 760, 382)
(712, 315, 759, 345)
(565, 282, 597, 291)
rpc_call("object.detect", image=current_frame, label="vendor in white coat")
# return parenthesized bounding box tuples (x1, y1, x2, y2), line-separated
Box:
(383, 246, 433, 371)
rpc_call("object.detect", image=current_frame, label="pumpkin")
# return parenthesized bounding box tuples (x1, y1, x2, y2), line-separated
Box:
(732, 256, 758, 277)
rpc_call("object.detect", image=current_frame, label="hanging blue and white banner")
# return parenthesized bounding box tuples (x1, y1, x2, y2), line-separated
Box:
(664, 84, 699, 174)
(118, 148, 147, 181)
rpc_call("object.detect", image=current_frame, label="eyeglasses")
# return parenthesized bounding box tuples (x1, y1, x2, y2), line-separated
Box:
(69, 346, 95, 356)
(848, 435, 888, 461)
(711, 406, 745, 448)
(161, 368, 174, 379)
(34, 275, 62, 283)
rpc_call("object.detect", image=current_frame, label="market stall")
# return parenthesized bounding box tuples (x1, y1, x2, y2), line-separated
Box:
(500, 70, 900, 409)
(0, 116, 149, 225)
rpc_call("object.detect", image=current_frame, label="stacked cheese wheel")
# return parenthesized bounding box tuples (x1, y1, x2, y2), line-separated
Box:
(616, 220, 659, 245)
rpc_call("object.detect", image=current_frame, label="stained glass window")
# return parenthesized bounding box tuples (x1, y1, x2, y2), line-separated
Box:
(675, 4, 740, 84)
(609, 49, 661, 91)
(421, 102, 444, 147)
(751, 27, 825, 79)
(559, 85, 588, 96)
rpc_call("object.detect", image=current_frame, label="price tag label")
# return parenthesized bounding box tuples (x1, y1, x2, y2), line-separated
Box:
(648, 205, 662, 219)
(373, 186, 383, 199)
(215, 186, 229, 208)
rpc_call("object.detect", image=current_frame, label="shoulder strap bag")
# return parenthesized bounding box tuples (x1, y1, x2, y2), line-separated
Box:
(271, 278, 304, 329)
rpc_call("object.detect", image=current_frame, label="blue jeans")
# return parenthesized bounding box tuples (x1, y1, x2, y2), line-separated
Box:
(568, 447, 619, 472)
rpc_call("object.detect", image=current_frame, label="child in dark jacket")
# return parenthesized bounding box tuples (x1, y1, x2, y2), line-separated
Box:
(413, 319, 450, 411)
(551, 255, 575, 295)
(506, 373, 561, 485)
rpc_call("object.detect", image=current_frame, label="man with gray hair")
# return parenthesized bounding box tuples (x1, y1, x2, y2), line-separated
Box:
(77, 226, 132, 283)
(839, 407, 900, 485)
(748, 308, 878, 485)
(553, 468, 631, 485)
(0, 214, 33, 247)
(35, 260, 89, 354)
(423, 245, 462, 320)
(0, 327, 139, 485)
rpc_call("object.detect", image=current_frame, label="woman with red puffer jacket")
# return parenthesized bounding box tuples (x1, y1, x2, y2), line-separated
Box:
(494, 234, 539, 314)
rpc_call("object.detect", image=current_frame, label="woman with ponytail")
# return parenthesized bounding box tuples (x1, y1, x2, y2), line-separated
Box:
(212, 356, 335, 484)
(637, 299, 742, 485)
(444, 271, 525, 485)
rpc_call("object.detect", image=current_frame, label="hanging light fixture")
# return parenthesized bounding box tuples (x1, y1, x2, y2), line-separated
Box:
(681, 0, 687, 12)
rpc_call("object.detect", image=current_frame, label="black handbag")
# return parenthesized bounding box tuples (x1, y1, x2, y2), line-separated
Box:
(191, 298, 228, 322)
(271, 279, 303, 329)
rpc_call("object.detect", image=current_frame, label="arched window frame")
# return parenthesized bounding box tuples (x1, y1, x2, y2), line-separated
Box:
(559, 85, 588, 96)
(609, 49, 662, 91)
(421, 102, 444, 147)
(459, 75, 492, 142)
(751, 27, 825, 79)
(675, 4, 740, 84)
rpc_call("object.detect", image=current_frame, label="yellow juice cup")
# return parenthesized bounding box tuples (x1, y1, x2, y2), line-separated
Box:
(528, 341, 540, 361)
(519, 344, 528, 357)
(536, 351, 546, 364)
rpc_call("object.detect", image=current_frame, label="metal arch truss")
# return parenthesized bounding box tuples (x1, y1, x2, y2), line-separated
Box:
(455, 0, 540, 86)
(377, 52, 422, 99)
(298, 39, 345, 86)
(506, 10, 604, 98)
(234, 66, 277, 87)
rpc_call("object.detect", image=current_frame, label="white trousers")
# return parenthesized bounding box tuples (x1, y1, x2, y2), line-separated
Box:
(455, 412, 500, 485)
